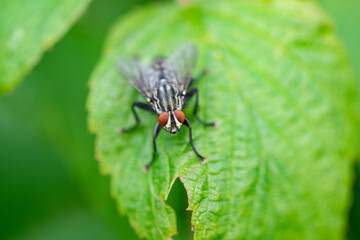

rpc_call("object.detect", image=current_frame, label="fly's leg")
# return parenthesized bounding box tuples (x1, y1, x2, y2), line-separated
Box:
(144, 122, 162, 171)
(184, 88, 215, 127)
(183, 118, 207, 163)
(120, 101, 155, 133)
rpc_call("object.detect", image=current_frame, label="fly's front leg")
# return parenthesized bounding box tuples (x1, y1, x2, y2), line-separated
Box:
(184, 88, 215, 127)
(144, 122, 162, 171)
(120, 101, 155, 133)
(183, 118, 207, 163)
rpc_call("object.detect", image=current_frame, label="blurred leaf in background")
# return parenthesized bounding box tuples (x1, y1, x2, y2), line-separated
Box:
(0, 0, 148, 239)
(0, 0, 91, 95)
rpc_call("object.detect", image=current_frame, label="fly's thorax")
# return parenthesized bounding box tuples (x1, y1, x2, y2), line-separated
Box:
(151, 79, 183, 114)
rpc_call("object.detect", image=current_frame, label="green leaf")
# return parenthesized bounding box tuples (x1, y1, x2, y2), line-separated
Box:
(0, 0, 91, 95)
(87, 0, 358, 239)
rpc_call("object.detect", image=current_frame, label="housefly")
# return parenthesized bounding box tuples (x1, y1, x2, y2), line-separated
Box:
(116, 44, 215, 171)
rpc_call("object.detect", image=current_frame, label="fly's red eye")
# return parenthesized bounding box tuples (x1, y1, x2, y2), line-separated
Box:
(158, 112, 169, 126)
(174, 110, 185, 123)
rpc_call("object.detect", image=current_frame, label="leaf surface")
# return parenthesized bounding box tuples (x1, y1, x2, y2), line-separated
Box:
(87, 0, 358, 239)
(0, 0, 91, 95)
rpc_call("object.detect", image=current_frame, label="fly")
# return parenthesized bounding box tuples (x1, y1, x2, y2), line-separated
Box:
(116, 44, 215, 171)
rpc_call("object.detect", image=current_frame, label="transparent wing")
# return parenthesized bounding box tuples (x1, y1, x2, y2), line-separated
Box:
(168, 43, 198, 93)
(115, 58, 152, 99)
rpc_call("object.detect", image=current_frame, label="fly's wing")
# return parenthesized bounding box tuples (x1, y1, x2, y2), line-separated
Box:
(168, 43, 197, 94)
(115, 58, 152, 99)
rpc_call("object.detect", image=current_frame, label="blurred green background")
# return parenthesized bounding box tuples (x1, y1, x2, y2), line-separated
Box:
(0, 0, 358, 239)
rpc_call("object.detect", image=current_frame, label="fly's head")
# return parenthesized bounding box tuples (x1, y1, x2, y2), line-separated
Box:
(158, 110, 185, 134)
